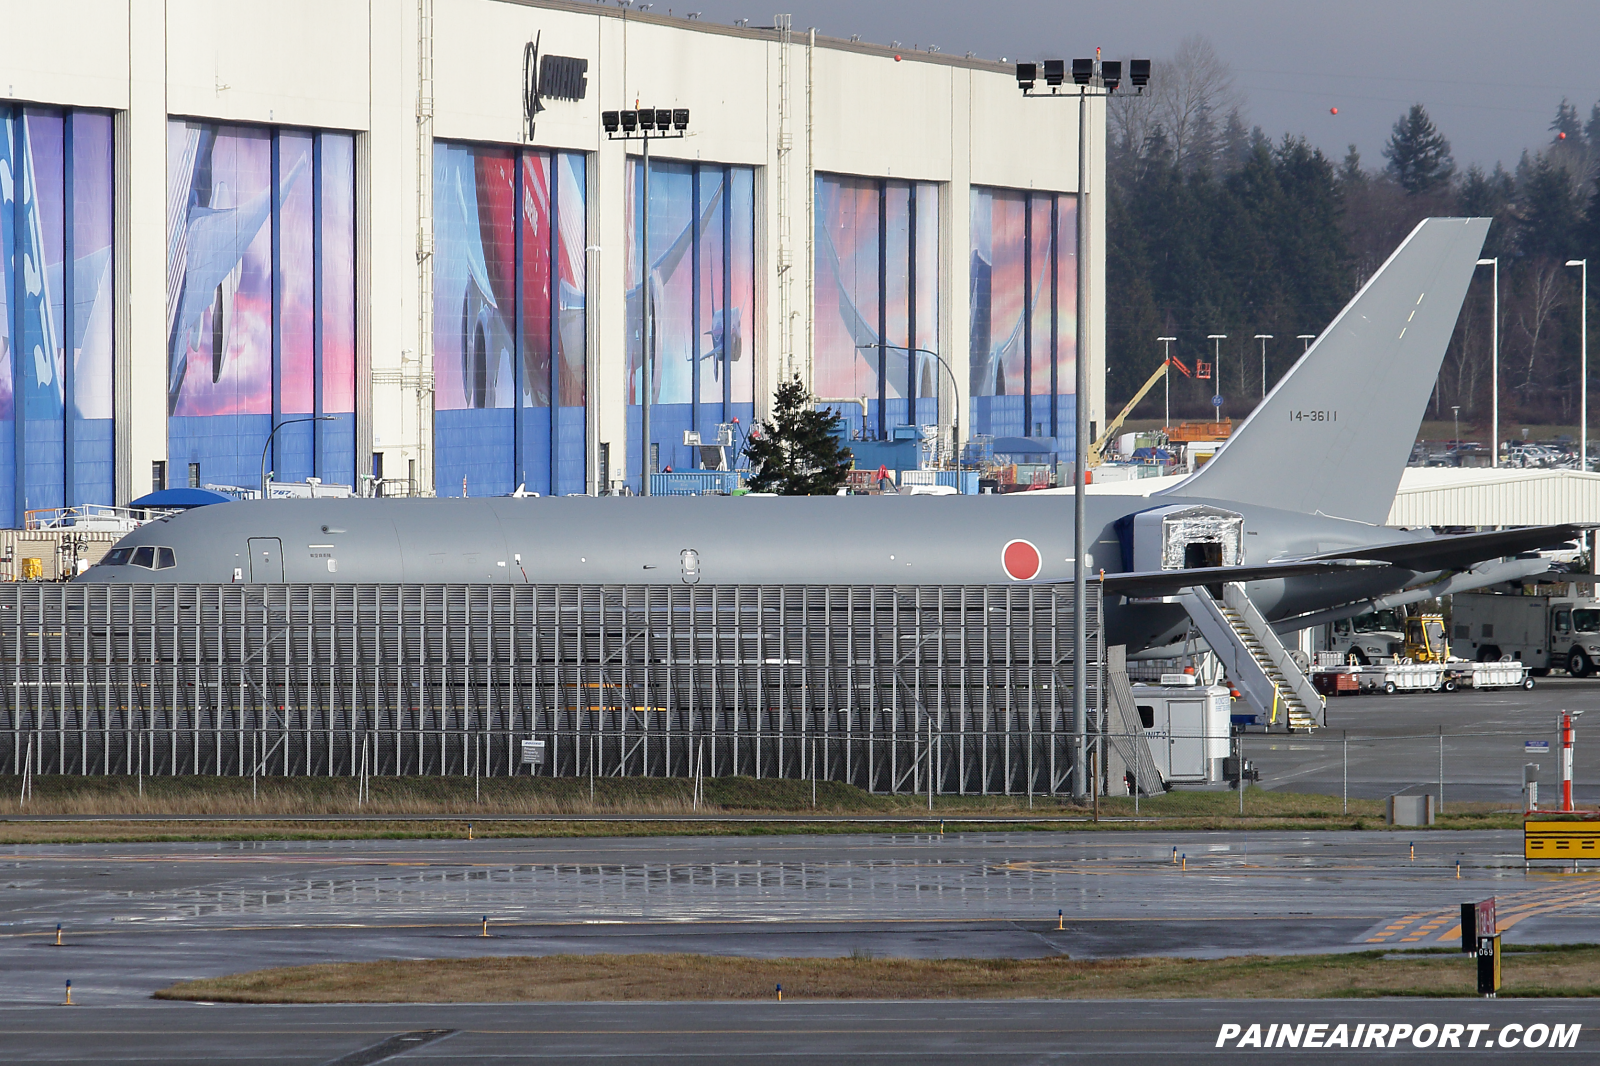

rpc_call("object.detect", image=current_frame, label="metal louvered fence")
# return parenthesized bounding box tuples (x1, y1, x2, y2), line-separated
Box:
(0, 583, 1101, 796)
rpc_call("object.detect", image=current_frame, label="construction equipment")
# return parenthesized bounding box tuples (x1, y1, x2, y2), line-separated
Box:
(1090, 359, 1172, 466)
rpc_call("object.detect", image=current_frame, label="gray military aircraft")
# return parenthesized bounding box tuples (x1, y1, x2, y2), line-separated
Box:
(84, 217, 1579, 656)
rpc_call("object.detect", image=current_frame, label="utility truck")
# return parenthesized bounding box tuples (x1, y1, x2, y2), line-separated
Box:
(1451, 585, 1600, 677)
(1325, 608, 1406, 665)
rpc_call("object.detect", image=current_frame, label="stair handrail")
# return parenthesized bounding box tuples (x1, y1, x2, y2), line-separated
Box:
(1222, 582, 1325, 728)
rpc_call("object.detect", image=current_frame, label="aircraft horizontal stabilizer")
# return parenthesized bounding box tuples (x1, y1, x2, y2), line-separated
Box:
(1099, 559, 1390, 598)
(1305, 523, 1587, 573)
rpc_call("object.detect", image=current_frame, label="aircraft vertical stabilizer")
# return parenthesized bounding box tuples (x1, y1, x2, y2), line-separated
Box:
(1165, 217, 1490, 525)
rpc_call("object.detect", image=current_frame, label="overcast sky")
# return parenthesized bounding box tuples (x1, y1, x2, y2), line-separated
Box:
(672, 0, 1600, 172)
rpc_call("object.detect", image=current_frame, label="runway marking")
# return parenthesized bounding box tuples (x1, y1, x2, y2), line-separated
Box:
(1360, 879, 1600, 945)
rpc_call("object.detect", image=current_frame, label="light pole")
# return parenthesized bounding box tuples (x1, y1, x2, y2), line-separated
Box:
(1207, 334, 1227, 423)
(603, 106, 690, 494)
(1567, 259, 1588, 472)
(1297, 334, 1315, 353)
(1478, 258, 1499, 467)
(259, 416, 336, 498)
(1017, 53, 1149, 802)
(855, 344, 962, 464)
(1451, 405, 1461, 456)
(1157, 336, 1177, 430)
(1253, 334, 1272, 398)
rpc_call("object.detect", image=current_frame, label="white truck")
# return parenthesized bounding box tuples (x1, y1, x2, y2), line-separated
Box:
(1451, 586, 1600, 677)
(1325, 608, 1406, 665)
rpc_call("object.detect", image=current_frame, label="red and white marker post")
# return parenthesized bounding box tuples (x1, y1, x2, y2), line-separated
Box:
(1561, 710, 1577, 813)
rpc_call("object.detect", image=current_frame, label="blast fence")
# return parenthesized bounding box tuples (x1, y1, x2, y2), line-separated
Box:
(0, 583, 1101, 797)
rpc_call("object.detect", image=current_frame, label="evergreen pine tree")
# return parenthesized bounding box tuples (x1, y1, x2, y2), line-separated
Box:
(1519, 155, 1581, 260)
(1383, 104, 1456, 194)
(743, 376, 853, 495)
(1339, 144, 1366, 187)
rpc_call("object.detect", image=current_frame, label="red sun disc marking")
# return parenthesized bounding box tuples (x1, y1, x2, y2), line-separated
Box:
(1002, 539, 1042, 581)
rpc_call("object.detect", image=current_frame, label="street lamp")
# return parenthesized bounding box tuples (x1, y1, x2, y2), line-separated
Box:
(603, 106, 690, 494)
(1253, 334, 1272, 398)
(1451, 405, 1461, 458)
(1157, 336, 1177, 430)
(259, 416, 336, 498)
(1207, 334, 1227, 423)
(1567, 259, 1588, 472)
(1477, 258, 1499, 467)
(1018, 52, 1147, 803)
(1296, 334, 1315, 353)
(855, 344, 962, 464)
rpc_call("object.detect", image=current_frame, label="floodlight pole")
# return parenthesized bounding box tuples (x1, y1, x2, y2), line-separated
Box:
(1157, 336, 1176, 431)
(1207, 335, 1227, 423)
(1253, 335, 1272, 398)
(1568, 259, 1588, 473)
(1297, 334, 1315, 353)
(1477, 259, 1498, 467)
(1018, 57, 1149, 803)
(604, 111, 689, 494)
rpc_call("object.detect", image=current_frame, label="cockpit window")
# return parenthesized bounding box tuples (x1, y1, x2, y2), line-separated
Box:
(131, 546, 156, 569)
(157, 547, 176, 570)
(102, 545, 176, 570)
(102, 547, 132, 566)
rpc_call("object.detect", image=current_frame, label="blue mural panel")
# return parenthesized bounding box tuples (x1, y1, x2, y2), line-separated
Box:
(970, 186, 1078, 453)
(434, 143, 586, 497)
(166, 120, 357, 492)
(1, 106, 116, 526)
(813, 175, 940, 442)
(626, 159, 756, 491)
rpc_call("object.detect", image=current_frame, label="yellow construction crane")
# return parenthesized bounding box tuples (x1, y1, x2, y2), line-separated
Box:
(1089, 358, 1171, 467)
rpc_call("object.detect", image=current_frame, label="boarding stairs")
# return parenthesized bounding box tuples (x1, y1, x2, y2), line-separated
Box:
(1178, 582, 1324, 731)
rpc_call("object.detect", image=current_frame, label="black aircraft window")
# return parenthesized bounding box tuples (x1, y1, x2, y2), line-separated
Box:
(1137, 705, 1156, 729)
(157, 547, 177, 570)
(102, 548, 132, 566)
(131, 546, 156, 569)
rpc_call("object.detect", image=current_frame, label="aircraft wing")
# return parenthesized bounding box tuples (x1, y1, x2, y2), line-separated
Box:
(1304, 524, 1587, 573)
(1099, 559, 1391, 598)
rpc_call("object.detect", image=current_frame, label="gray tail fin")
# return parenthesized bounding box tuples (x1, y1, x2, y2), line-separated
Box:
(1164, 217, 1490, 524)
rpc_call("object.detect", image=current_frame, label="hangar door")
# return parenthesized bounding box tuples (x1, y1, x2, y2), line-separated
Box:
(248, 538, 284, 583)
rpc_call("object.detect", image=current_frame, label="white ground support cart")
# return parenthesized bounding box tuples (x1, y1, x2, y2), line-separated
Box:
(1359, 661, 1447, 694)
(1440, 659, 1535, 692)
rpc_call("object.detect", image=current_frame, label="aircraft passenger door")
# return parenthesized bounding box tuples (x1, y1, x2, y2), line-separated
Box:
(248, 538, 284, 583)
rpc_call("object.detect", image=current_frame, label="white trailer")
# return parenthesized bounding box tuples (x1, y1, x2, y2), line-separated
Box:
(1452, 587, 1600, 677)
(1130, 678, 1232, 784)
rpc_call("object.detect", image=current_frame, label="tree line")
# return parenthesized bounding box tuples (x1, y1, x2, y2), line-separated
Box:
(1106, 36, 1600, 434)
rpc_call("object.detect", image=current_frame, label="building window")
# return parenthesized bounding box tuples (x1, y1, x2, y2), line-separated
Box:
(0, 106, 116, 527)
(813, 175, 941, 442)
(165, 120, 357, 493)
(151, 460, 167, 493)
(187, 462, 200, 488)
(625, 161, 756, 485)
(969, 187, 1078, 448)
(433, 144, 586, 497)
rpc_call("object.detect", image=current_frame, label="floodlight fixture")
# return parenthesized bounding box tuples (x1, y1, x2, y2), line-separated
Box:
(620, 109, 638, 132)
(637, 107, 656, 131)
(654, 108, 674, 130)
(1100, 60, 1121, 91)
(1071, 58, 1093, 85)
(602, 110, 620, 134)
(672, 108, 689, 130)
(1043, 59, 1065, 86)
(1129, 59, 1151, 88)
(1015, 62, 1037, 90)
